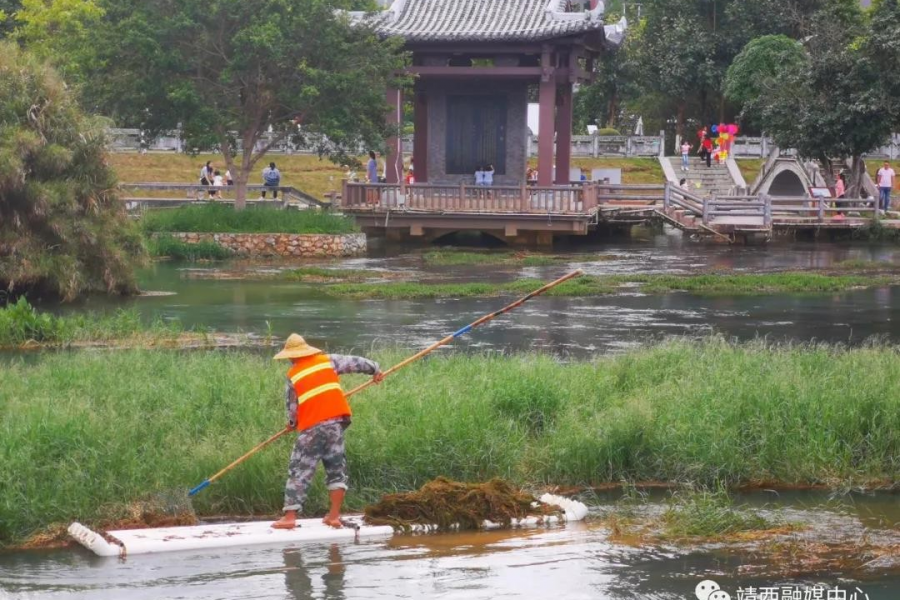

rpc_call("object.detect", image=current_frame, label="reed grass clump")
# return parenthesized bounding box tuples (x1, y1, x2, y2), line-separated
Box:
(148, 235, 233, 261)
(0, 298, 181, 346)
(2, 340, 899, 546)
(661, 488, 771, 538)
(141, 204, 358, 234)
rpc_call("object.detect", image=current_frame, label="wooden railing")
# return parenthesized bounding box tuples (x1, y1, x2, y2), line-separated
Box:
(663, 182, 879, 229)
(704, 195, 769, 228)
(342, 182, 595, 214)
(769, 195, 880, 223)
(118, 183, 326, 208)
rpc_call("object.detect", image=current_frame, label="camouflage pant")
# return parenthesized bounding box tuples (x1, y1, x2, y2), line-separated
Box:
(283, 418, 349, 512)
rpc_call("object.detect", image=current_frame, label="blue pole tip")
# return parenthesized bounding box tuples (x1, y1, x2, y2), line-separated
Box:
(188, 480, 211, 497)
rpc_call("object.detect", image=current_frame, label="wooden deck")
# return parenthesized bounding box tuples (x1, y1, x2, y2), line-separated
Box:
(337, 181, 900, 244)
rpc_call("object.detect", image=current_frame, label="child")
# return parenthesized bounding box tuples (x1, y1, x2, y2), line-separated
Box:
(474, 165, 485, 186)
(212, 170, 224, 199)
(681, 141, 691, 171)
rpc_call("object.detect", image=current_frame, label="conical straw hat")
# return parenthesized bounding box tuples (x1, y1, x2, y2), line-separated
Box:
(273, 334, 323, 360)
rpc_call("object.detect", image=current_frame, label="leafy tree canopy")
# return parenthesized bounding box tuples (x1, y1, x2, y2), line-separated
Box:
(724, 35, 806, 125)
(77, 0, 407, 208)
(0, 42, 144, 301)
(740, 0, 894, 193)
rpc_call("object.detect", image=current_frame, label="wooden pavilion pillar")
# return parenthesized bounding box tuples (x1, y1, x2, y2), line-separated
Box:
(537, 48, 557, 186)
(413, 91, 428, 183)
(386, 86, 403, 184)
(555, 83, 573, 184)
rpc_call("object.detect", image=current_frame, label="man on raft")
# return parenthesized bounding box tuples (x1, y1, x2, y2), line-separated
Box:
(272, 334, 383, 529)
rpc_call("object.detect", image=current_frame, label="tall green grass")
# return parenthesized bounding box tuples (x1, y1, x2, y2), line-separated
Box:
(0, 298, 181, 346)
(148, 235, 233, 261)
(2, 340, 899, 546)
(141, 204, 358, 234)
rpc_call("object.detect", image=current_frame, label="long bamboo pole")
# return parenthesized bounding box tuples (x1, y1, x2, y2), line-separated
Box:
(188, 269, 583, 496)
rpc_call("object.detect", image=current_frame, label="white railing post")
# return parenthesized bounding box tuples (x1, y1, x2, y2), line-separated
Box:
(663, 182, 671, 210)
(817, 196, 825, 222)
(703, 195, 712, 226)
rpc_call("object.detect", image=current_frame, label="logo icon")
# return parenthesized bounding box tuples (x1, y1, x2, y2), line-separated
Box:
(696, 580, 730, 600)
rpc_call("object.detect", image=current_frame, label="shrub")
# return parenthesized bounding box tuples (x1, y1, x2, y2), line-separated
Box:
(597, 127, 622, 136)
(0, 43, 145, 301)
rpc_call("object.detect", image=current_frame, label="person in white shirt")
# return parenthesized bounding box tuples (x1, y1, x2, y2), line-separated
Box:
(483, 164, 494, 186)
(680, 142, 692, 171)
(474, 166, 485, 186)
(212, 170, 224, 199)
(876, 161, 895, 213)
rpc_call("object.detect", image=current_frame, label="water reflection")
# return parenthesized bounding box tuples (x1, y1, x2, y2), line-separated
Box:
(284, 544, 345, 600)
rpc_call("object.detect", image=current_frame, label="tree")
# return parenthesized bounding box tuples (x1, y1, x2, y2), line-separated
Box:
(739, 0, 892, 194)
(12, 0, 103, 81)
(574, 33, 639, 133)
(863, 0, 900, 129)
(0, 0, 21, 37)
(85, 0, 406, 209)
(724, 35, 806, 127)
(0, 43, 144, 301)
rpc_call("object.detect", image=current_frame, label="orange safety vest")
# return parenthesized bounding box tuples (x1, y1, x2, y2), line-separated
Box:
(287, 354, 351, 431)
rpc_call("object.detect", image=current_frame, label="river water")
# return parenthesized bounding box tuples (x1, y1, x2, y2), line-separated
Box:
(56, 234, 900, 356)
(2, 491, 899, 600)
(7, 235, 900, 598)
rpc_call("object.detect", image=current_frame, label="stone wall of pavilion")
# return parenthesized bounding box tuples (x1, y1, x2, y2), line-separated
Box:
(422, 80, 528, 186)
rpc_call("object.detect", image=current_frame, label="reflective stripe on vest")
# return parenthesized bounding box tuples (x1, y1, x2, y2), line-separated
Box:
(287, 354, 351, 431)
(297, 382, 343, 406)
(290, 362, 333, 385)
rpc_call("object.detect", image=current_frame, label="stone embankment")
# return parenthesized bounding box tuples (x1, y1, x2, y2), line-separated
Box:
(166, 232, 366, 257)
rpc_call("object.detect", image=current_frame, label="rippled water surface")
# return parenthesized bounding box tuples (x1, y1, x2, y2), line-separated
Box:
(2, 492, 899, 600)
(53, 235, 900, 356)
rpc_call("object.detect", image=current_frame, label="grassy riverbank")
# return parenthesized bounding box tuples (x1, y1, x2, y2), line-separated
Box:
(324, 272, 895, 299)
(2, 341, 898, 546)
(0, 298, 184, 347)
(141, 204, 358, 235)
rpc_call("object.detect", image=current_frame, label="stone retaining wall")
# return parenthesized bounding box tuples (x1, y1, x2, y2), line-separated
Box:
(168, 232, 366, 258)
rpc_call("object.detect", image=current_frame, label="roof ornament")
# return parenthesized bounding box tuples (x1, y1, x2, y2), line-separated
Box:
(604, 16, 627, 46)
(384, 0, 407, 22)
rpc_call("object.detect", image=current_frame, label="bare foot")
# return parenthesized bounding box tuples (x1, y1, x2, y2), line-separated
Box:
(322, 515, 343, 529)
(271, 516, 297, 530)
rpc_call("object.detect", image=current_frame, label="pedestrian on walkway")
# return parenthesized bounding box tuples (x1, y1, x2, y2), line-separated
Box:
(681, 141, 692, 171)
(366, 151, 378, 184)
(262, 162, 282, 199)
(699, 137, 713, 168)
(271, 335, 383, 530)
(876, 161, 895, 213)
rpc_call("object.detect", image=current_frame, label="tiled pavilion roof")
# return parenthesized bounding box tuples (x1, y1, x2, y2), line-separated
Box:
(359, 0, 626, 45)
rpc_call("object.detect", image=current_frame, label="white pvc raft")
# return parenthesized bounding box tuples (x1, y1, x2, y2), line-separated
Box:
(68, 494, 588, 558)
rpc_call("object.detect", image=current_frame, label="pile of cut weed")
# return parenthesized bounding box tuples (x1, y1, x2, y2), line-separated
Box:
(364, 477, 557, 531)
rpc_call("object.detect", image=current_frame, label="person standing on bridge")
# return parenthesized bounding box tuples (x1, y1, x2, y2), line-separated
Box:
(876, 161, 895, 213)
(271, 335, 383, 530)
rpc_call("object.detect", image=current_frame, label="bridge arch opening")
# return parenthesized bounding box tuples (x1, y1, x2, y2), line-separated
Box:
(769, 171, 807, 196)
(430, 231, 509, 247)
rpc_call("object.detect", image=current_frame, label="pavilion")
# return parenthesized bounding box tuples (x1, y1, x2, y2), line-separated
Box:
(355, 0, 626, 187)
